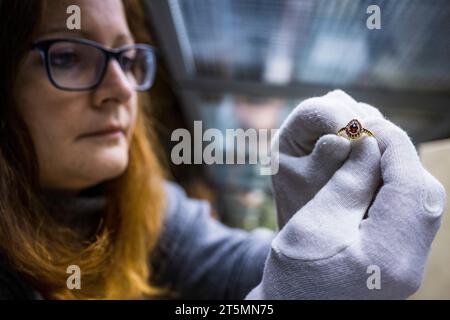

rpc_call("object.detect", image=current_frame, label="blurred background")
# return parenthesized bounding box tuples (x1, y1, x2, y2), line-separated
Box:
(142, 0, 450, 298)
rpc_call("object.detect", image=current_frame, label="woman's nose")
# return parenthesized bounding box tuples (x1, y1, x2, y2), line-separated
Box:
(93, 59, 134, 107)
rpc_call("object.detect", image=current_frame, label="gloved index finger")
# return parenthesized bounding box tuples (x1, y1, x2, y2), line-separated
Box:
(362, 118, 445, 237)
(365, 118, 423, 187)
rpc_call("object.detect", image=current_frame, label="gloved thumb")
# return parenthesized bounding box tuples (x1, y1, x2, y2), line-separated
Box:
(274, 134, 351, 229)
(272, 136, 381, 261)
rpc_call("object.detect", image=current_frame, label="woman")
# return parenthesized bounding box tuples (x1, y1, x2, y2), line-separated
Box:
(0, 0, 445, 300)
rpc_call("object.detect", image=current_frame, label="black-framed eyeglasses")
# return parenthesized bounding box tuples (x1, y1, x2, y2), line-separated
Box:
(31, 38, 157, 92)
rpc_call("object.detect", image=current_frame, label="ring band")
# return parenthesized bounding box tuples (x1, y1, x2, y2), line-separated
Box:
(337, 119, 374, 140)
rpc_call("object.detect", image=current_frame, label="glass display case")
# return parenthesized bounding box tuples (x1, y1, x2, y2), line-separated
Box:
(145, 0, 450, 230)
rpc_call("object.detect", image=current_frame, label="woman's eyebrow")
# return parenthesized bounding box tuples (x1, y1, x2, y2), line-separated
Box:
(40, 27, 91, 38)
(115, 33, 135, 45)
(40, 28, 135, 44)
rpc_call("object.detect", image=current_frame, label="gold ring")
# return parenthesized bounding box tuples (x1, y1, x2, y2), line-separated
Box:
(337, 119, 373, 140)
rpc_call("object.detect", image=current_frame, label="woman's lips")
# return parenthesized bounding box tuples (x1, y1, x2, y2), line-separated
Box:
(79, 127, 126, 140)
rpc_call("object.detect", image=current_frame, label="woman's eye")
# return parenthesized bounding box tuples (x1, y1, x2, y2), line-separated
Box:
(50, 51, 80, 69)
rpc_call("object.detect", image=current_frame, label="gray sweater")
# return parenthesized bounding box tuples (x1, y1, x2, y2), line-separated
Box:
(0, 181, 276, 299)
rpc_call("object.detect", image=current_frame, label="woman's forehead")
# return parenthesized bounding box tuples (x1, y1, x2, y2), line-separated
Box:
(40, 0, 131, 41)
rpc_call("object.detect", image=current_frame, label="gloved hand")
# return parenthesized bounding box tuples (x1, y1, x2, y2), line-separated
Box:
(246, 90, 446, 299)
(273, 90, 384, 230)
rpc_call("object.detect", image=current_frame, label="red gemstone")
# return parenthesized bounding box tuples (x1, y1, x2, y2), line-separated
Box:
(349, 123, 359, 134)
(346, 120, 361, 136)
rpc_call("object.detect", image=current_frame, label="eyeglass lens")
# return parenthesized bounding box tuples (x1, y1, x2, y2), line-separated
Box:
(47, 41, 155, 90)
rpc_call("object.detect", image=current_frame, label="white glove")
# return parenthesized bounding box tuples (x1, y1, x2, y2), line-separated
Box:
(273, 90, 384, 230)
(246, 90, 446, 299)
